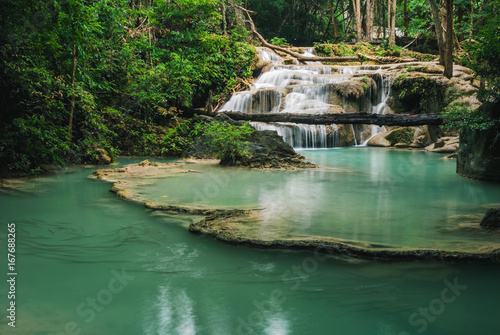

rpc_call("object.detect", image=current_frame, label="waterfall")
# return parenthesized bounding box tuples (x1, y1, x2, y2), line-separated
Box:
(282, 85, 331, 114)
(302, 48, 322, 66)
(218, 48, 392, 149)
(360, 72, 391, 146)
(251, 122, 339, 149)
(220, 89, 282, 114)
(258, 48, 283, 62)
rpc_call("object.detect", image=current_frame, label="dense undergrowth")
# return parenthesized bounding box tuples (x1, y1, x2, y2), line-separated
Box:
(0, 0, 256, 175)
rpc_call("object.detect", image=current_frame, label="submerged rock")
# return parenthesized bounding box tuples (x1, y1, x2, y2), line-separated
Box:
(90, 161, 500, 264)
(480, 209, 500, 229)
(138, 159, 175, 167)
(91, 168, 127, 180)
(189, 210, 500, 263)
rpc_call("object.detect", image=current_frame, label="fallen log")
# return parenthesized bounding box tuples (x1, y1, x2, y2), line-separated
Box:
(216, 111, 445, 126)
(231, 3, 420, 65)
(359, 53, 418, 64)
(179, 107, 445, 126)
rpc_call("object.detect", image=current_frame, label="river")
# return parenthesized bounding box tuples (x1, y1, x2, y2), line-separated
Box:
(1, 149, 499, 335)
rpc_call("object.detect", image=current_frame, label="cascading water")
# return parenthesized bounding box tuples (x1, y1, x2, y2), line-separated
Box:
(218, 47, 392, 149)
(361, 70, 391, 145)
(251, 122, 339, 149)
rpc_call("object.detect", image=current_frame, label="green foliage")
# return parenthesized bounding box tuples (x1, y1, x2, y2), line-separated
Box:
(0, 0, 256, 173)
(314, 43, 372, 58)
(387, 128, 415, 146)
(377, 40, 402, 57)
(161, 118, 209, 156)
(441, 100, 496, 131)
(360, 77, 369, 91)
(392, 75, 450, 115)
(462, 2, 500, 102)
(270, 37, 289, 46)
(203, 121, 255, 164)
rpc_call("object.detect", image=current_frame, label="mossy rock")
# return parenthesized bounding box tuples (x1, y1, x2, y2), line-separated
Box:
(457, 101, 500, 182)
(390, 75, 450, 114)
(386, 127, 415, 146)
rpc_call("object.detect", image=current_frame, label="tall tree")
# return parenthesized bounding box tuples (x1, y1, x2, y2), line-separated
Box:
(428, 0, 446, 65)
(404, 0, 409, 36)
(443, 0, 454, 78)
(388, 0, 397, 45)
(327, 0, 339, 39)
(469, 0, 474, 41)
(428, 0, 454, 77)
(366, 0, 375, 41)
(351, 0, 362, 41)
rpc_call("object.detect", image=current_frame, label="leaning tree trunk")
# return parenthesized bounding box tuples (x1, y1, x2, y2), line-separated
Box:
(428, 0, 446, 65)
(443, 0, 454, 79)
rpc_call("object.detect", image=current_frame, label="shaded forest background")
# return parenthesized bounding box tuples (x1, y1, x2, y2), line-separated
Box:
(0, 0, 498, 174)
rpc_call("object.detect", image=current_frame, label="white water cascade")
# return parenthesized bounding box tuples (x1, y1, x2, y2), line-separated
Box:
(218, 47, 392, 149)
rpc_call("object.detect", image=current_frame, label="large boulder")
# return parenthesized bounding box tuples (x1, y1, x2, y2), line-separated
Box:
(367, 132, 391, 147)
(367, 127, 415, 147)
(480, 209, 500, 229)
(426, 136, 459, 154)
(413, 125, 444, 147)
(457, 101, 500, 182)
(188, 114, 317, 169)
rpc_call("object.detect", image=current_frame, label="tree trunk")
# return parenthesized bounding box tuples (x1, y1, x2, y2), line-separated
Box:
(457, 5, 464, 41)
(428, 0, 445, 65)
(68, 44, 77, 143)
(404, 0, 409, 36)
(478, 1, 485, 31)
(383, 0, 387, 39)
(388, 0, 397, 45)
(351, 0, 362, 41)
(443, 0, 454, 79)
(469, 0, 474, 42)
(366, 0, 375, 41)
(327, 0, 339, 38)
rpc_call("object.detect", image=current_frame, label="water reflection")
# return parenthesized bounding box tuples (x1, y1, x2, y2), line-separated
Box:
(111, 149, 500, 250)
(144, 286, 196, 335)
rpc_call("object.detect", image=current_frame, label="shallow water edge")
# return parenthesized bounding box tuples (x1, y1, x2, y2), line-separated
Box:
(90, 159, 500, 264)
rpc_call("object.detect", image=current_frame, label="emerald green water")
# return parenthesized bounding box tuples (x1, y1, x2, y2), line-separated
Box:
(125, 148, 500, 250)
(1, 149, 499, 335)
